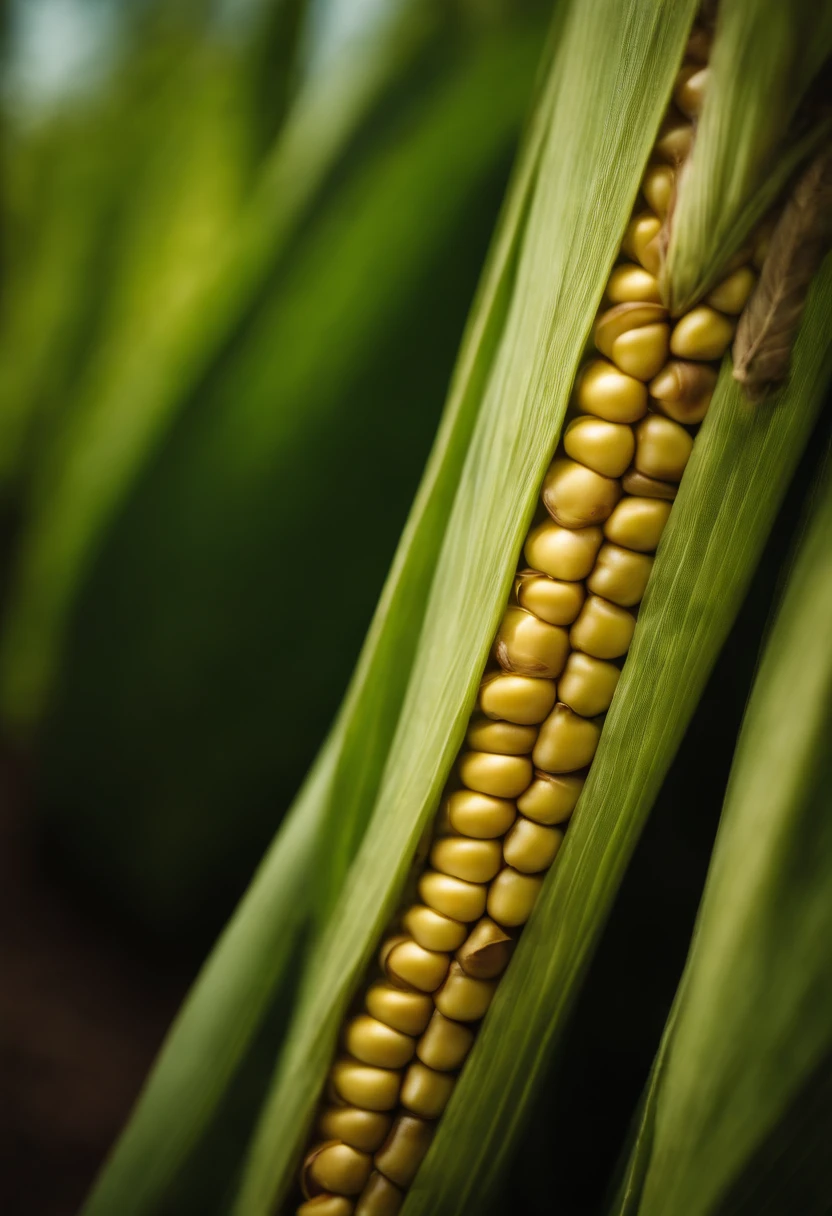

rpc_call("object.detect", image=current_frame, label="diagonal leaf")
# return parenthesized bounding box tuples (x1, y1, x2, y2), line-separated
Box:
(612, 380, 832, 1216)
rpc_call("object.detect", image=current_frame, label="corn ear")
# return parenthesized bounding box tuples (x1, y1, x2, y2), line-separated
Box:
(232, 2, 700, 1211)
(612, 426, 832, 1216)
(664, 0, 832, 313)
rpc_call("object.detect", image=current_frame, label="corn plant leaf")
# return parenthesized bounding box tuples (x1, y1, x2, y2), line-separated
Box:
(231, 3, 700, 1212)
(664, 0, 832, 314)
(612, 386, 832, 1216)
(402, 263, 832, 1216)
(80, 20, 549, 1216)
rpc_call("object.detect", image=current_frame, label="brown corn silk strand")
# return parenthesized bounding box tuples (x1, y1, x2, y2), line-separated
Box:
(297, 24, 762, 1216)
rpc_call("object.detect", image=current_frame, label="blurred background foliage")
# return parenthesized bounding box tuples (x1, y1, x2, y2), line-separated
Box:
(0, 0, 551, 942)
(2, 2, 830, 1214)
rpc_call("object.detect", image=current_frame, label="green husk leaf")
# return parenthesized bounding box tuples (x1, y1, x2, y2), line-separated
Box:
(664, 0, 832, 314)
(81, 19, 549, 1215)
(232, 3, 700, 1212)
(612, 380, 832, 1216)
(403, 262, 832, 1215)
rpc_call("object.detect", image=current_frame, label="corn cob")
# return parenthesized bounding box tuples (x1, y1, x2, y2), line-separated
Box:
(298, 26, 763, 1216)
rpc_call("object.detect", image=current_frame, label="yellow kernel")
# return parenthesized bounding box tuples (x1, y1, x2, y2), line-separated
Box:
(304, 1142, 372, 1198)
(399, 1062, 455, 1119)
(445, 789, 516, 839)
(621, 467, 678, 500)
(332, 1059, 401, 1112)
(344, 1016, 415, 1070)
(402, 905, 466, 953)
(558, 651, 621, 717)
(649, 360, 717, 425)
(674, 65, 708, 117)
(365, 983, 433, 1036)
(417, 1011, 475, 1071)
(374, 1115, 433, 1189)
(654, 112, 693, 163)
(525, 518, 604, 580)
(563, 416, 635, 479)
(533, 704, 602, 773)
(670, 306, 735, 360)
(458, 750, 532, 799)
(642, 163, 674, 217)
(517, 771, 585, 824)
(355, 1171, 402, 1216)
(455, 917, 513, 980)
(383, 939, 449, 994)
(621, 212, 662, 275)
(605, 496, 671, 552)
(299, 1192, 357, 1216)
(487, 868, 543, 927)
(542, 457, 622, 529)
(586, 542, 654, 608)
(430, 837, 502, 885)
(595, 302, 668, 357)
(634, 415, 693, 482)
(494, 605, 570, 679)
(705, 266, 756, 314)
(611, 322, 670, 381)
(570, 594, 636, 659)
(465, 715, 537, 755)
(478, 670, 557, 725)
(516, 571, 585, 626)
(606, 263, 662, 304)
(434, 961, 497, 1022)
(418, 871, 487, 923)
(503, 817, 563, 874)
(319, 1108, 392, 1155)
(576, 359, 648, 423)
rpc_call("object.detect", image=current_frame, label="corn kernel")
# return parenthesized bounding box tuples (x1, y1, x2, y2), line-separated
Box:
(516, 571, 585, 626)
(434, 961, 497, 1022)
(621, 212, 662, 275)
(455, 917, 512, 980)
(705, 266, 755, 314)
(332, 1059, 401, 1112)
(458, 750, 532, 798)
(355, 1173, 401, 1216)
(570, 594, 636, 659)
(304, 1143, 372, 1198)
(417, 1011, 475, 1071)
(445, 789, 516, 839)
(399, 1062, 455, 1119)
(621, 467, 678, 500)
(686, 25, 712, 63)
(478, 671, 557, 725)
(558, 651, 620, 717)
(674, 65, 708, 117)
(642, 163, 674, 217)
(430, 837, 502, 885)
(534, 704, 602, 773)
(542, 457, 622, 528)
(563, 416, 635, 478)
(604, 496, 671, 552)
(365, 984, 433, 1037)
(494, 605, 570, 678)
(670, 306, 735, 360)
(517, 771, 584, 824)
(344, 1016, 415, 1070)
(654, 111, 693, 163)
(319, 1108, 392, 1155)
(606, 263, 662, 304)
(374, 1116, 433, 1189)
(417, 871, 486, 923)
(487, 868, 543, 927)
(465, 715, 536, 755)
(576, 359, 648, 423)
(649, 359, 717, 424)
(634, 415, 693, 482)
(611, 322, 670, 380)
(299, 1192, 357, 1216)
(382, 939, 449, 994)
(586, 542, 653, 608)
(524, 518, 604, 580)
(402, 904, 465, 953)
(503, 817, 563, 874)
